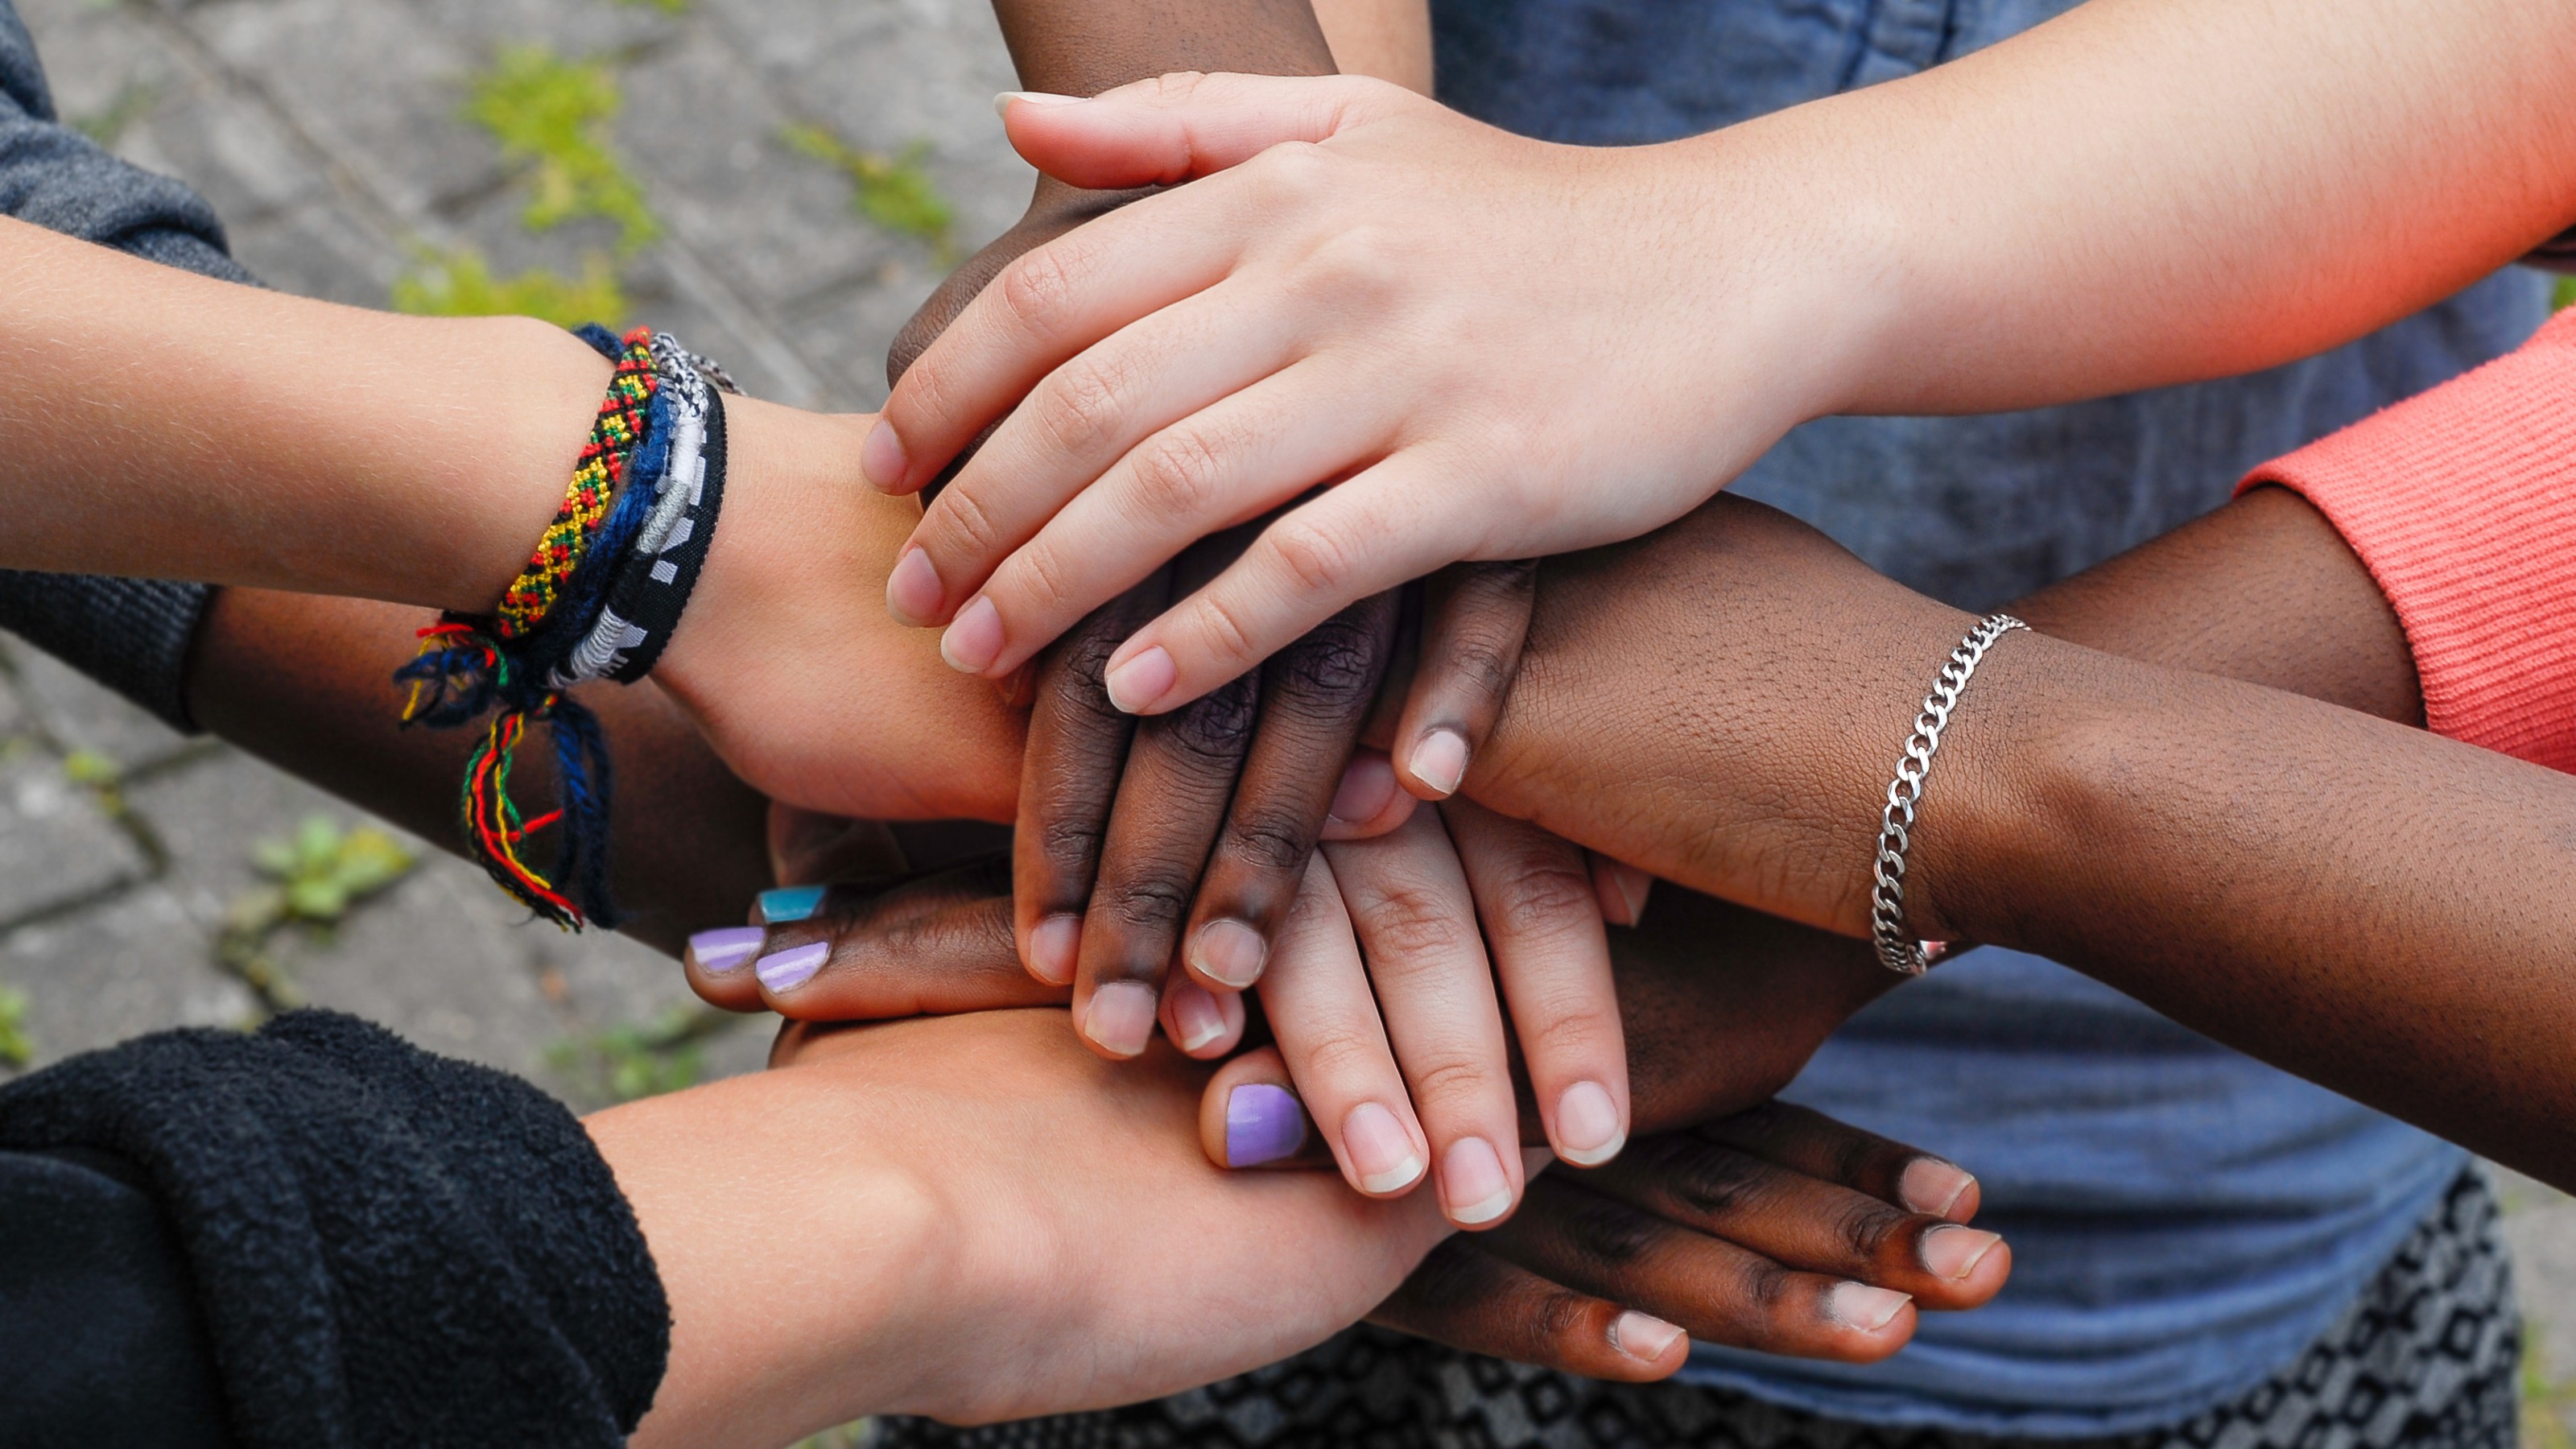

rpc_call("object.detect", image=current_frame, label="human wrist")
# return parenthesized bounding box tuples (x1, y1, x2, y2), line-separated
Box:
(599, 1067, 955, 1447)
(385, 313, 616, 612)
(1653, 115, 1907, 427)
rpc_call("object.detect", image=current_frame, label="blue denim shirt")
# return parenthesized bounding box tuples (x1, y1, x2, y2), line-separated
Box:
(1433, 0, 2548, 1433)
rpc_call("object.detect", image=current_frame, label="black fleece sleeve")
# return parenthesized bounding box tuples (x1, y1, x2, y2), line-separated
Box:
(0, 1010, 671, 1448)
(0, 0, 259, 732)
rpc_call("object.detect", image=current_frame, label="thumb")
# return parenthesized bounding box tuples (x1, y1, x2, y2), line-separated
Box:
(998, 72, 1409, 191)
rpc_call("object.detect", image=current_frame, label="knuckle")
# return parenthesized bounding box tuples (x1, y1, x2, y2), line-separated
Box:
(1298, 1022, 1391, 1084)
(1436, 634, 1521, 705)
(1243, 139, 1336, 208)
(1832, 1200, 1906, 1264)
(1007, 538, 1078, 618)
(1660, 1141, 1770, 1222)
(1223, 807, 1318, 876)
(1271, 613, 1385, 710)
(1035, 814, 1106, 871)
(1353, 881, 1477, 963)
(1481, 859, 1598, 940)
(1096, 873, 1195, 934)
(1267, 514, 1360, 598)
(1157, 674, 1261, 764)
(1036, 353, 1135, 458)
(935, 481, 1005, 559)
(995, 242, 1085, 345)
(1188, 591, 1261, 671)
(1526, 1285, 1598, 1350)
(1402, 1052, 1498, 1111)
(1735, 1257, 1798, 1319)
(1125, 427, 1230, 518)
(1558, 1191, 1663, 1269)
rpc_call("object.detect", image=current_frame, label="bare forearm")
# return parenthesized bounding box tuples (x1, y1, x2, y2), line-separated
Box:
(188, 588, 771, 955)
(1757, 0, 2576, 418)
(0, 218, 603, 609)
(1478, 494, 2576, 1185)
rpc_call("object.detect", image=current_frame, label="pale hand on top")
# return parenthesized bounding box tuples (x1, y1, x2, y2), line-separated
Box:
(867, 71, 1873, 714)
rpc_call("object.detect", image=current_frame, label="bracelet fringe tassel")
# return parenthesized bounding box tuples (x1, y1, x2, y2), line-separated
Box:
(392, 324, 661, 930)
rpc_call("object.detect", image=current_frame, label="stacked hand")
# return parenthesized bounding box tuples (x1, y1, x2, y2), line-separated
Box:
(696, 830, 2010, 1381)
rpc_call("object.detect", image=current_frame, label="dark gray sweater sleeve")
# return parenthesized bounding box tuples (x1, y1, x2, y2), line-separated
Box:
(0, 0, 259, 731)
(0, 1011, 672, 1447)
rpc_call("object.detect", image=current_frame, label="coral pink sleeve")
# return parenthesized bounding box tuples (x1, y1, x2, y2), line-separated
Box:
(2239, 308, 2576, 773)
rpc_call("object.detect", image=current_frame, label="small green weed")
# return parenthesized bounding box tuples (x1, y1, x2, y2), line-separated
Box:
(72, 81, 158, 147)
(2527, 1316, 2576, 1449)
(0, 986, 33, 1070)
(547, 1004, 735, 1104)
(781, 123, 955, 261)
(216, 817, 416, 1015)
(393, 246, 625, 328)
(465, 46, 658, 253)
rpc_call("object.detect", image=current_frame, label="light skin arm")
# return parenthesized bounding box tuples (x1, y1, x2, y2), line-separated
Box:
(869, 0, 2576, 712)
(597, 1009, 1451, 1448)
(0, 214, 1024, 824)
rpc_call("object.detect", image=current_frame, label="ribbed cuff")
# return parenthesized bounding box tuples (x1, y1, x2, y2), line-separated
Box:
(2239, 308, 2576, 772)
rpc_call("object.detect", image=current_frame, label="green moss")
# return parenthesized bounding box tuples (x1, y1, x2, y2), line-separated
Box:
(464, 45, 658, 253)
(780, 122, 955, 261)
(216, 816, 416, 1017)
(391, 246, 625, 328)
(547, 1005, 736, 1104)
(0, 985, 32, 1071)
(71, 80, 158, 148)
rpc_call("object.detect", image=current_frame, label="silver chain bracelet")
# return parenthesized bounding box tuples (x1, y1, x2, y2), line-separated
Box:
(1870, 613, 2029, 976)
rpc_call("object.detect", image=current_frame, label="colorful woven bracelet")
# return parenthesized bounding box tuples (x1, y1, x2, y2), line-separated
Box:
(391, 323, 724, 932)
(551, 330, 733, 688)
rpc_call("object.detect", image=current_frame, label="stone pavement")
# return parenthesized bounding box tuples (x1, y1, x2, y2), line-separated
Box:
(3, 0, 2575, 1435)
(2, 0, 1034, 1100)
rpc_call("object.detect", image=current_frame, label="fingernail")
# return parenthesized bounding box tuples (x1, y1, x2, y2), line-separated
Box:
(1407, 729, 1469, 798)
(1027, 914, 1080, 985)
(1327, 753, 1397, 825)
(1900, 1158, 1978, 1221)
(1342, 1102, 1426, 1194)
(686, 925, 766, 975)
(755, 940, 828, 993)
(1827, 1282, 1912, 1331)
(993, 89, 1085, 118)
(861, 419, 907, 490)
(1610, 1310, 1686, 1364)
(1920, 1224, 2002, 1281)
(940, 597, 1004, 674)
(1190, 918, 1268, 989)
(1554, 1081, 1626, 1166)
(1103, 646, 1176, 714)
(1169, 981, 1228, 1053)
(1609, 864, 1652, 927)
(1441, 1137, 1514, 1225)
(756, 885, 826, 925)
(1082, 980, 1158, 1058)
(1226, 1083, 1309, 1167)
(886, 547, 942, 625)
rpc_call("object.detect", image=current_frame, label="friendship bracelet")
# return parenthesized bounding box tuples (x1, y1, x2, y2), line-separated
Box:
(1868, 613, 2028, 976)
(551, 331, 733, 688)
(392, 323, 737, 931)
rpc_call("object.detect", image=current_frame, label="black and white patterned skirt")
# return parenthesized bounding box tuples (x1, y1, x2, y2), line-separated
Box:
(875, 1168, 2517, 1449)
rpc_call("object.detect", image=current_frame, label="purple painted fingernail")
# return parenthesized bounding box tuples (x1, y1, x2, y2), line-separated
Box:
(1226, 1084, 1308, 1167)
(687, 926, 765, 975)
(755, 941, 828, 993)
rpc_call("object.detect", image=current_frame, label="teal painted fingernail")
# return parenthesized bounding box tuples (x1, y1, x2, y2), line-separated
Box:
(757, 886, 825, 924)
